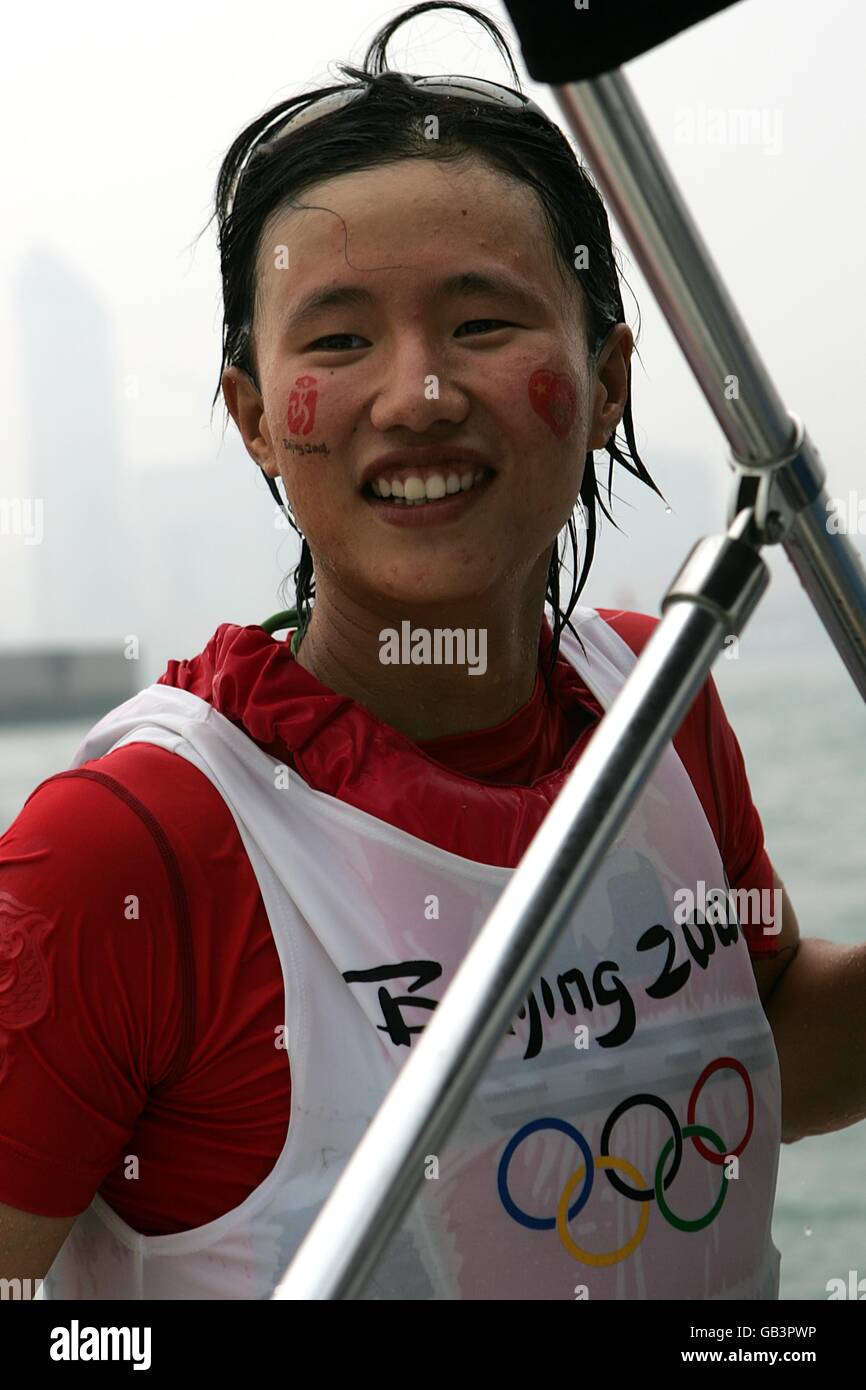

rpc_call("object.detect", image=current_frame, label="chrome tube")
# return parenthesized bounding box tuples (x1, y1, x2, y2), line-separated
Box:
(554, 73, 866, 696)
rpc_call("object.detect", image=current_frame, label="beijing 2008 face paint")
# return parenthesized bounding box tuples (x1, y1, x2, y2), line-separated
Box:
(283, 373, 331, 456)
(286, 374, 319, 435)
(528, 368, 577, 441)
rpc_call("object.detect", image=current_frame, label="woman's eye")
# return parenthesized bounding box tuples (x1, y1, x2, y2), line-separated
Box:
(454, 319, 513, 337)
(307, 321, 513, 350)
(308, 334, 368, 351)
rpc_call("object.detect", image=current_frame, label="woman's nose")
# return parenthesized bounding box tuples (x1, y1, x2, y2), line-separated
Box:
(368, 339, 469, 433)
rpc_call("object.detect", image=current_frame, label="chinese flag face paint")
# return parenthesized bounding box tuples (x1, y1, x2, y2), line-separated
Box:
(527, 369, 577, 441)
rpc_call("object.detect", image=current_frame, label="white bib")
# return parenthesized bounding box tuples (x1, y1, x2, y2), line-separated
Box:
(43, 607, 781, 1300)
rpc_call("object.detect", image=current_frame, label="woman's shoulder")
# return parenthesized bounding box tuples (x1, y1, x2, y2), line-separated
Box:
(590, 606, 660, 656)
(6, 740, 241, 882)
(590, 604, 726, 729)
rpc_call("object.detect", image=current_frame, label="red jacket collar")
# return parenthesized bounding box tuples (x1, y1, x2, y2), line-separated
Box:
(156, 614, 603, 867)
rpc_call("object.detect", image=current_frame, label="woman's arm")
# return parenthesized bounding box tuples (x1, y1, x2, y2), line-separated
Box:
(756, 866, 866, 1143)
(0, 1204, 77, 1292)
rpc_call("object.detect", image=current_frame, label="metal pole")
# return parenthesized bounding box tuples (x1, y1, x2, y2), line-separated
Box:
(274, 519, 768, 1298)
(553, 73, 866, 697)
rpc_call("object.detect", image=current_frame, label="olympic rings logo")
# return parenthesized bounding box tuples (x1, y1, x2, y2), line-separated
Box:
(496, 1056, 753, 1268)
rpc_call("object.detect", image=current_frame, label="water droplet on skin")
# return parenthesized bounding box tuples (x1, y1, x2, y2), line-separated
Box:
(804, 1225, 813, 1236)
(664, 506, 672, 514)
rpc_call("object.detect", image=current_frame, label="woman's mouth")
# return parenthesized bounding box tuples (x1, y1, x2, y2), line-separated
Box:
(362, 466, 495, 526)
(365, 466, 491, 503)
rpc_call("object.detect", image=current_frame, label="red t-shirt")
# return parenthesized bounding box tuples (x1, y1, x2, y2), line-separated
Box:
(0, 609, 777, 1235)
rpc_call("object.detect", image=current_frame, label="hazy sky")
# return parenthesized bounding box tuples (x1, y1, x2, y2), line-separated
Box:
(1, 0, 864, 660)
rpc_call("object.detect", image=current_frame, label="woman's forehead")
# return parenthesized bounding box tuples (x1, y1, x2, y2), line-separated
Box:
(272, 159, 540, 239)
(256, 159, 568, 314)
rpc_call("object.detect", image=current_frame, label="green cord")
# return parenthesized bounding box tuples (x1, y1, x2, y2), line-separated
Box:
(259, 607, 302, 654)
(259, 607, 298, 635)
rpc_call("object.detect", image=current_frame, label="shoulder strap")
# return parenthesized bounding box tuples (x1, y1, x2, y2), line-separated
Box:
(49, 768, 197, 1091)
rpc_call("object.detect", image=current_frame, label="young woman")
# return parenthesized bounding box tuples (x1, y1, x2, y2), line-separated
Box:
(4, 1, 848, 1301)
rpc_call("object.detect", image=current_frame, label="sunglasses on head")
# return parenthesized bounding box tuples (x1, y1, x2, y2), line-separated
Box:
(262, 72, 549, 144)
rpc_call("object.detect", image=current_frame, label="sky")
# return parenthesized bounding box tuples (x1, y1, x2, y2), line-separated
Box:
(1, 0, 864, 672)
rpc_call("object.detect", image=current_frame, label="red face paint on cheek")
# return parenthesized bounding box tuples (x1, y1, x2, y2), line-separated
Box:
(528, 369, 577, 441)
(286, 374, 319, 435)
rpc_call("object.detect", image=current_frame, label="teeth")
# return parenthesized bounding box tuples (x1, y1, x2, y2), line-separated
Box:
(424, 474, 447, 500)
(370, 468, 489, 505)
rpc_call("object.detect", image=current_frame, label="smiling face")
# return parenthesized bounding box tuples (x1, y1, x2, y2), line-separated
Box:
(224, 154, 629, 618)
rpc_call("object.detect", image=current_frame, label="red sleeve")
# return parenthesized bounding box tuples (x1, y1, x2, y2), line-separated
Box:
(0, 742, 291, 1234)
(0, 752, 186, 1216)
(596, 609, 777, 960)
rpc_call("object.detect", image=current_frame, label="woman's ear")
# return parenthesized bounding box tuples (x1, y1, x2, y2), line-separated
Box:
(587, 324, 633, 450)
(222, 366, 280, 479)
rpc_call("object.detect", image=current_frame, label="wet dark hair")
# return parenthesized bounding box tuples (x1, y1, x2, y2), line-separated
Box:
(209, 0, 666, 683)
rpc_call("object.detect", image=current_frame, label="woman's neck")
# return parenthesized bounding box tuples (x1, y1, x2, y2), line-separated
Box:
(293, 587, 548, 741)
